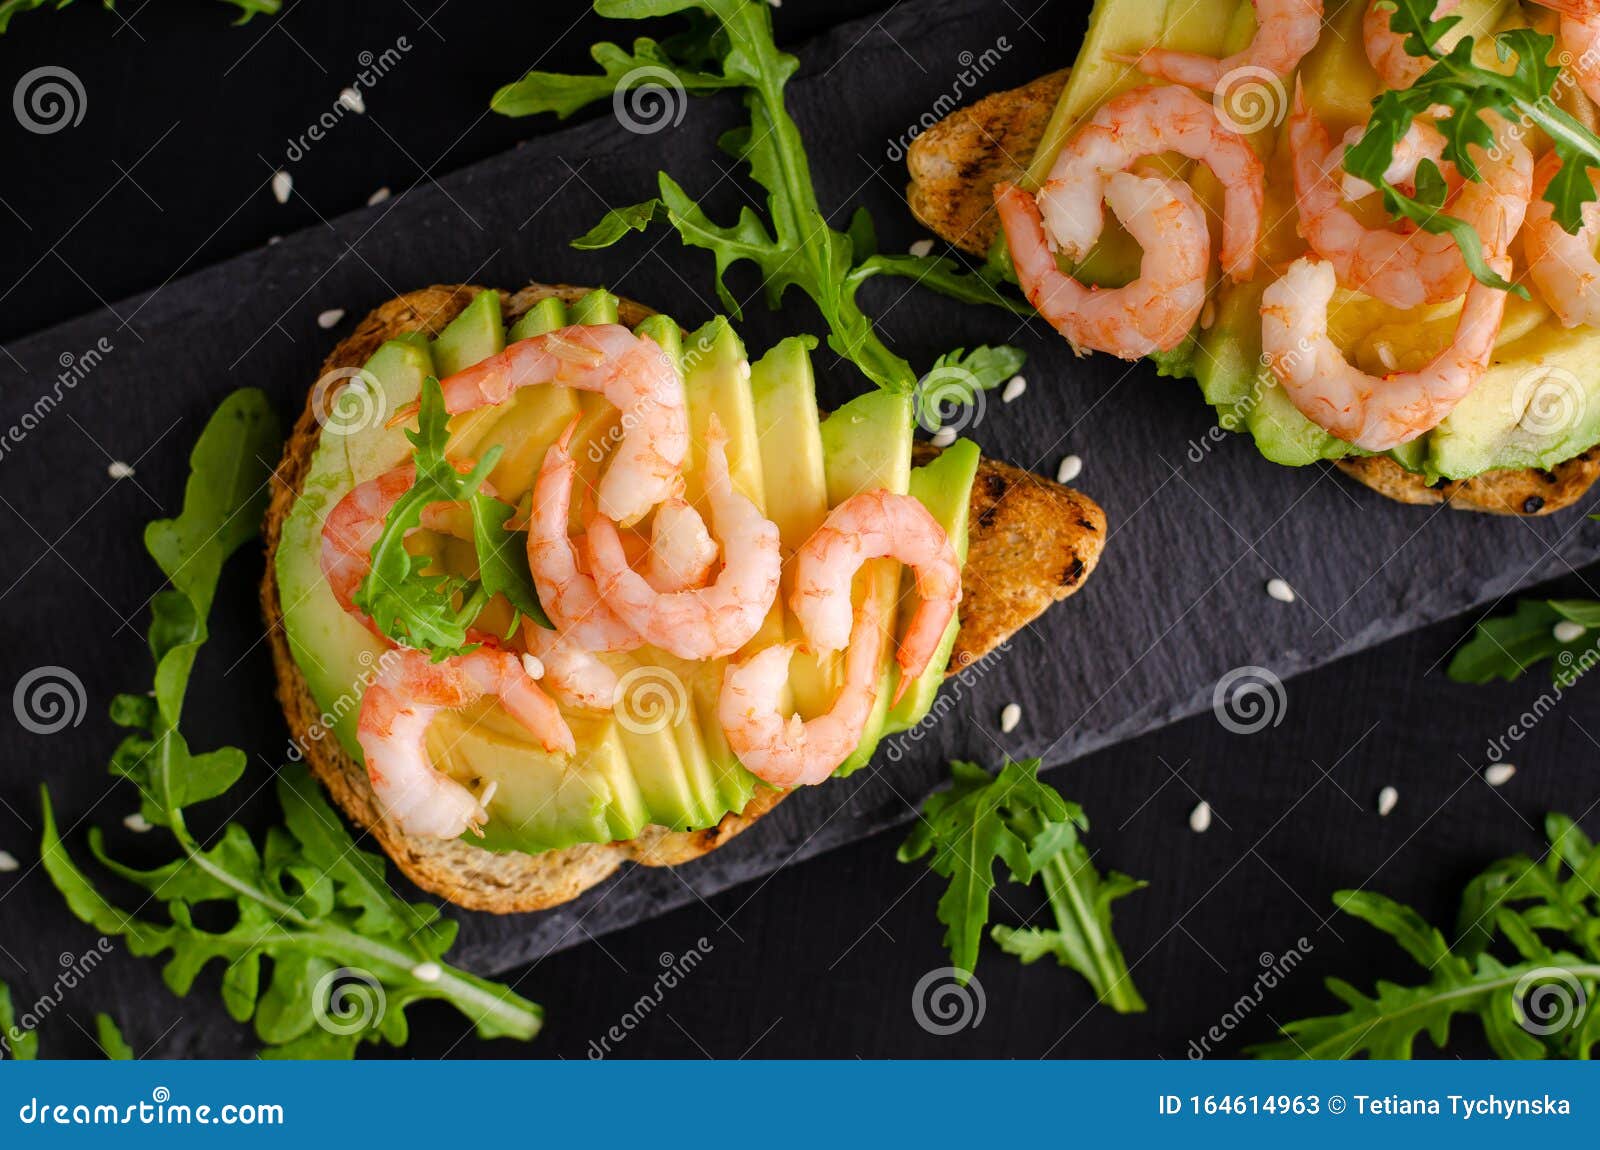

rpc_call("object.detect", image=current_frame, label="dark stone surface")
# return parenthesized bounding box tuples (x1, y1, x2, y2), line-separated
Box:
(2, 0, 1598, 1059)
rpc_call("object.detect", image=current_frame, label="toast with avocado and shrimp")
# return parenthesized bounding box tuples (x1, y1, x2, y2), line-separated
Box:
(261, 281, 1105, 914)
(905, 0, 1600, 516)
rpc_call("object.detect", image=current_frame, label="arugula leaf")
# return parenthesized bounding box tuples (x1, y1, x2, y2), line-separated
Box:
(920, 346, 1028, 408)
(1447, 599, 1600, 684)
(0, 980, 38, 1061)
(0, 0, 277, 34)
(500, 0, 1028, 396)
(354, 376, 549, 655)
(492, 34, 734, 118)
(1347, 0, 1600, 291)
(39, 389, 544, 1059)
(94, 1014, 134, 1061)
(1255, 815, 1600, 1059)
(900, 760, 1146, 1012)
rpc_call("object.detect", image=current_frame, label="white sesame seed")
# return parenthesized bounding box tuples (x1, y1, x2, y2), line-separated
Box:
(411, 962, 443, 984)
(107, 461, 135, 480)
(1375, 342, 1398, 372)
(367, 186, 392, 206)
(1484, 763, 1517, 787)
(1001, 375, 1027, 403)
(1056, 454, 1082, 484)
(1553, 620, 1586, 643)
(1189, 800, 1212, 833)
(930, 426, 957, 448)
(999, 702, 1021, 733)
(1377, 786, 1398, 817)
(1266, 577, 1296, 603)
(267, 234, 282, 245)
(520, 654, 546, 681)
(316, 308, 346, 330)
(271, 170, 293, 204)
(123, 812, 153, 833)
(0, 851, 17, 873)
(1200, 300, 1216, 330)
(478, 780, 499, 809)
(908, 238, 934, 258)
(339, 87, 366, 114)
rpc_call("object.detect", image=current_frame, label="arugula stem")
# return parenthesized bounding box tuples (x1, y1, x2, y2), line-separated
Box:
(1301, 964, 1600, 1059)
(1011, 808, 1145, 1014)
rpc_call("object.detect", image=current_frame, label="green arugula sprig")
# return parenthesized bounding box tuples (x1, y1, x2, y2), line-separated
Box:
(0, 0, 277, 34)
(41, 389, 543, 1058)
(1255, 815, 1600, 1059)
(1446, 599, 1600, 684)
(1348, 0, 1600, 293)
(0, 978, 131, 1060)
(353, 376, 549, 658)
(495, 0, 1030, 396)
(899, 760, 1147, 1013)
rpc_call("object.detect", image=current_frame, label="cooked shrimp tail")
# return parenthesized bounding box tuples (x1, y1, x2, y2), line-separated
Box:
(790, 488, 961, 704)
(718, 594, 889, 788)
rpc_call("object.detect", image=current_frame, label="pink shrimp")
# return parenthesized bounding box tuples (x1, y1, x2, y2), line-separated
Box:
(1116, 0, 1323, 92)
(1260, 254, 1512, 450)
(1559, 7, 1600, 111)
(1364, 0, 1460, 90)
(357, 646, 573, 839)
(1338, 120, 1454, 201)
(1039, 84, 1266, 281)
(1290, 93, 1532, 309)
(642, 498, 719, 592)
(319, 463, 488, 636)
(790, 489, 961, 705)
(996, 174, 1209, 358)
(718, 594, 889, 788)
(418, 323, 688, 525)
(587, 416, 781, 662)
(1524, 152, 1600, 327)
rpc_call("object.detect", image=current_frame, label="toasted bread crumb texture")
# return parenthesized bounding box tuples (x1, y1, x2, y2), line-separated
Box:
(262, 285, 1105, 912)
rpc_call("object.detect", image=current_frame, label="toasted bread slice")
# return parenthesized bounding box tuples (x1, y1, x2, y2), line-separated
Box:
(906, 75, 1599, 516)
(260, 283, 1107, 913)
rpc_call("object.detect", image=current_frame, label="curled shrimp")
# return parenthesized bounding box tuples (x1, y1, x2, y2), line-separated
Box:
(642, 498, 718, 592)
(526, 416, 646, 654)
(790, 488, 961, 705)
(1524, 152, 1600, 328)
(1290, 93, 1532, 309)
(1338, 120, 1454, 201)
(424, 323, 688, 525)
(996, 173, 1210, 358)
(718, 594, 889, 788)
(1260, 254, 1512, 450)
(320, 462, 491, 636)
(1039, 84, 1266, 281)
(1365, 0, 1459, 90)
(587, 416, 781, 662)
(519, 621, 618, 711)
(1114, 0, 1322, 91)
(357, 646, 573, 839)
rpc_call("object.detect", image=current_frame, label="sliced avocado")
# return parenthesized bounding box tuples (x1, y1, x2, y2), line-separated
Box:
(884, 438, 980, 734)
(507, 296, 567, 342)
(634, 313, 683, 360)
(819, 390, 914, 777)
(432, 289, 505, 377)
(749, 336, 833, 717)
(682, 317, 768, 509)
(569, 288, 620, 326)
(344, 334, 435, 486)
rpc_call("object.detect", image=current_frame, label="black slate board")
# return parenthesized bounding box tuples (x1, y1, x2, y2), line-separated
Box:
(3, 0, 1597, 1057)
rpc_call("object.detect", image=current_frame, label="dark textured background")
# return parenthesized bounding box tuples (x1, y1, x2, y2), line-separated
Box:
(1, 0, 1598, 1060)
